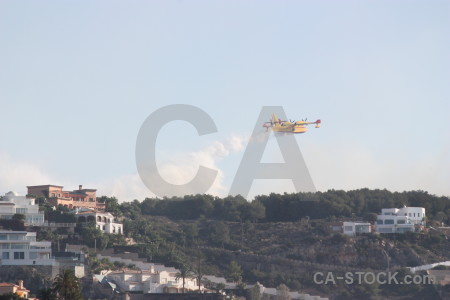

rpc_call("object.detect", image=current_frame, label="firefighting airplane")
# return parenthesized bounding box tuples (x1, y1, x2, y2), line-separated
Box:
(263, 114, 321, 134)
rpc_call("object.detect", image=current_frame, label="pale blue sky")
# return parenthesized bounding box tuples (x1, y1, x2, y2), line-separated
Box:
(1, 1, 449, 201)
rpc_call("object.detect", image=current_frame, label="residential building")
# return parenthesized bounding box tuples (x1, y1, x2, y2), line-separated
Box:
(54, 250, 86, 278)
(75, 208, 123, 234)
(104, 266, 201, 293)
(27, 184, 105, 211)
(0, 280, 30, 298)
(342, 222, 371, 236)
(380, 207, 425, 225)
(0, 231, 56, 266)
(93, 252, 327, 300)
(375, 206, 425, 234)
(327, 222, 343, 233)
(0, 192, 45, 226)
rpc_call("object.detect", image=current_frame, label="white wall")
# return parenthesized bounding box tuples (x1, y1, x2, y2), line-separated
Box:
(343, 222, 371, 236)
(397, 207, 425, 224)
(0, 193, 45, 225)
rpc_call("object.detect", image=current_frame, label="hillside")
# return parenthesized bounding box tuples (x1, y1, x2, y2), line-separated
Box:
(87, 189, 450, 299)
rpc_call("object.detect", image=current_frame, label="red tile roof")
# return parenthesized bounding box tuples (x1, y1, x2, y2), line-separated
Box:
(0, 283, 15, 287)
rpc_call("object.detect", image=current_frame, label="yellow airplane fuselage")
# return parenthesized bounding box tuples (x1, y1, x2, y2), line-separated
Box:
(264, 114, 321, 134)
(272, 121, 308, 134)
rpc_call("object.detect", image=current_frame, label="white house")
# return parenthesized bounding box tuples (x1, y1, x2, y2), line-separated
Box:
(382, 207, 426, 225)
(375, 206, 425, 234)
(75, 208, 123, 234)
(105, 266, 201, 293)
(343, 222, 371, 236)
(0, 231, 56, 266)
(0, 192, 45, 226)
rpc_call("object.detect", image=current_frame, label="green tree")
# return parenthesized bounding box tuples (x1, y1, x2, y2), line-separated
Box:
(98, 196, 122, 218)
(193, 254, 206, 292)
(247, 201, 266, 222)
(0, 293, 27, 300)
(35, 196, 46, 205)
(39, 287, 57, 300)
(184, 223, 199, 245)
(435, 211, 447, 223)
(248, 284, 262, 300)
(12, 214, 26, 222)
(52, 270, 83, 300)
(276, 284, 291, 300)
(214, 283, 226, 293)
(78, 224, 109, 250)
(364, 213, 378, 223)
(227, 261, 243, 284)
(210, 221, 230, 248)
(175, 264, 194, 293)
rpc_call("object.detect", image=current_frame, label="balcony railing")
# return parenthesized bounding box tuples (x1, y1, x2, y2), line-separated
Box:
(43, 222, 76, 228)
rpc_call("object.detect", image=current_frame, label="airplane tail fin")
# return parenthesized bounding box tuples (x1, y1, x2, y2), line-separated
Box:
(272, 114, 279, 124)
(315, 119, 321, 128)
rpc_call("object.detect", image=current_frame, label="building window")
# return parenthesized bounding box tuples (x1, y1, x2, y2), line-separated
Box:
(344, 226, 353, 232)
(376, 220, 383, 225)
(356, 226, 368, 233)
(29, 252, 38, 259)
(9, 235, 20, 240)
(397, 220, 405, 224)
(0, 234, 6, 240)
(2, 252, 9, 259)
(16, 208, 27, 214)
(384, 219, 394, 225)
(14, 252, 25, 259)
(11, 244, 26, 249)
